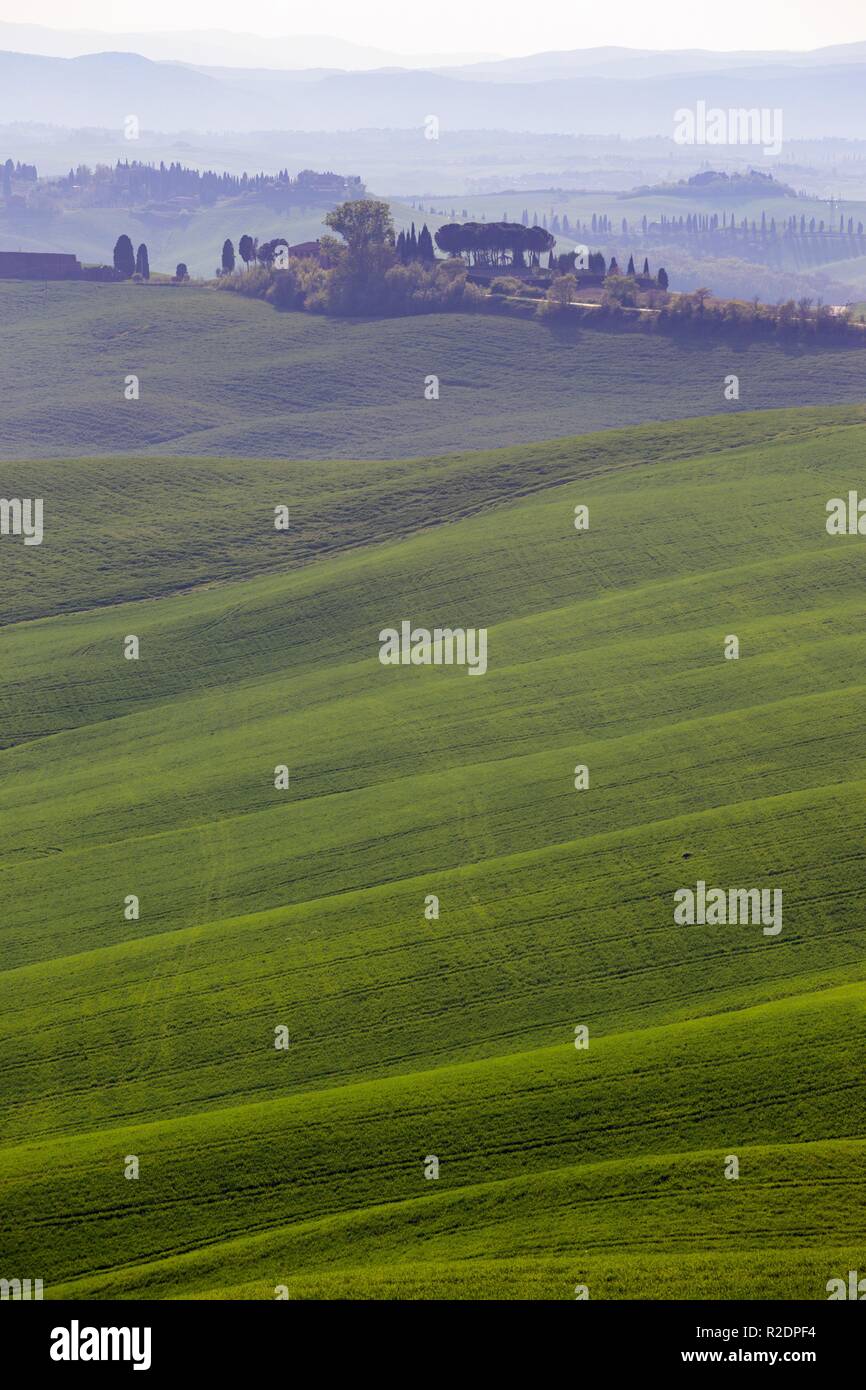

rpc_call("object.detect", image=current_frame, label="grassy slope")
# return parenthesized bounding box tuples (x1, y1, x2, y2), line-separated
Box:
(0, 407, 864, 1298)
(2, 281, 866, 465)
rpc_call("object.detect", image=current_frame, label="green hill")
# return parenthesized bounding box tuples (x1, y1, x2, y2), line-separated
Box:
(2, 280, 866, 464)
(1, 406, 864, 1298)
(0, 200, 335, 279)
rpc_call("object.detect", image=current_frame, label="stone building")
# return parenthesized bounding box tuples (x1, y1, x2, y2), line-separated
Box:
(0, 251, 82, 280)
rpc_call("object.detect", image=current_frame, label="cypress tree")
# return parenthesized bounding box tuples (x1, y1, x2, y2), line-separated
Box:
(418, 224, 435, 261)
(113, 234, 135, 278)
(135, 243, 150, 279)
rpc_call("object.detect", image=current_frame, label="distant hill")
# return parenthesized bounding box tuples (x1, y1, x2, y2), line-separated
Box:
(2, 46, 866, 138)
(3, 24, 866, 78)
(0, 22, 494, 70)
(629, 169, 799, 198)
(444, 41, 866, 80)
(2, 280, 866, 463)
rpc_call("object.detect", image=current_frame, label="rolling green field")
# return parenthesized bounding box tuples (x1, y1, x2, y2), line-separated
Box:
(2, 280, 866, 464)
(1, 404, 865, 1298)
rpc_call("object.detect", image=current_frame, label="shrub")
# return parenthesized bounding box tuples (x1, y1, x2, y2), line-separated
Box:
(490, 276, 523, 295)
(602, 274, 638, 307)
(265, 267, 302, 309)
(537, 273, 578, 317)
(217, 265, 271, 298)
(217, 250, 483, 317)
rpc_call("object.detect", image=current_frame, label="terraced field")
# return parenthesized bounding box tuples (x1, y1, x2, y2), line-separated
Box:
(0, 405, 864, 1298)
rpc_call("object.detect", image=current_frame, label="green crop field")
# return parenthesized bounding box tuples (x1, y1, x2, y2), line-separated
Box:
(1, 403, 865, 1298)
(2, 280, 866, 464)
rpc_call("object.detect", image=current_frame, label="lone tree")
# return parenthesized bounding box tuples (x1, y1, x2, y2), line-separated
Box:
(323, 198, 396, 313)
(547, 273, 577, 308)
(222, 238, 235, 274)
(325, 198, 395, 273)
(238, 234, 254, 268)
(657, 267, 669, 290)
(113, 234, 135, 278)
(135, 243, 150, 279)
(174, 262, 189, 282)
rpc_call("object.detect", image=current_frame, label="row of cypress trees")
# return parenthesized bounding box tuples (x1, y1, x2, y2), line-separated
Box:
(113, 234, 150, 279)
(396, 223, 435, 263)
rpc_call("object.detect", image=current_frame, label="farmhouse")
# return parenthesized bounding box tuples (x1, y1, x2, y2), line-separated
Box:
(288, 241, 324, 261)
(0, 251, 82, 280)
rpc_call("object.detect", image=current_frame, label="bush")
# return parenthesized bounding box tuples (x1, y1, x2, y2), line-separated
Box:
(602, 274, 638, 307)
(217, 265, 272, 298)
(326, 258, 482, 316)
(536, 273, 578, 317)
(265, 267, 302, 309)
(490, 276, 523, 295)
(217, 251, 483, 317)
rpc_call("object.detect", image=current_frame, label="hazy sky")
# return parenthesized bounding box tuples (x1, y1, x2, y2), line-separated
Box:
(4, 0, 865, 57)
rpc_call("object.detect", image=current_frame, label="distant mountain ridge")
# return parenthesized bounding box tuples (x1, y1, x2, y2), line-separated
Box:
(1, 45, 866, 139)
(2, 23, 866, 78)
(441, 41, 866, 81)
(0, 22, 495, 71)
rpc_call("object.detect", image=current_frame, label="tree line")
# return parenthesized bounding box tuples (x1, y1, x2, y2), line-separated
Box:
(2, 158, 38, 196)
(412, 200, 866, 261)
(434, 222, 556, 267)
(8, 159, 364, 210)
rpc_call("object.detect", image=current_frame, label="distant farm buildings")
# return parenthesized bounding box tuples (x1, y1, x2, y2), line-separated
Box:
(0, 251, 120, 282)
(288, 241, 323, 260)
(0, 250, 82, 280)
